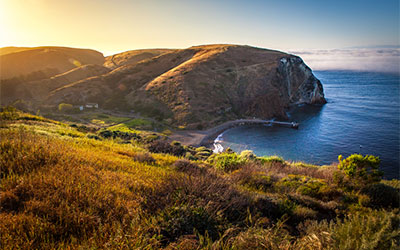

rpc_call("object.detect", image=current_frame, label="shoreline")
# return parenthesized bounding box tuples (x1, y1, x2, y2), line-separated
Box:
(169, 119, 281, 149)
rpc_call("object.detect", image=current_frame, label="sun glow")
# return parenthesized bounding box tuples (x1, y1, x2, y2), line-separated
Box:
(0, 1, 13, 47)
(0, 0, 398, 54)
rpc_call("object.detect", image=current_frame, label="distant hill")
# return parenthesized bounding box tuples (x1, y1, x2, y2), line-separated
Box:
(0, 44, 326, 128)
(0, 46, 104, 79)
(0, 64, 110, 105)
(104, 49, 173, 69)
(0, 46, 34, 56)
(46, 44, 326, 128)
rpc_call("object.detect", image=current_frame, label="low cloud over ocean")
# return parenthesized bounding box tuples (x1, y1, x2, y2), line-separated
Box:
(289, 47, 400, 74)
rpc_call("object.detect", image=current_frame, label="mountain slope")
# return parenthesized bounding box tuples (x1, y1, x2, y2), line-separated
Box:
(0, 46, 33, 56)
(104, 49, 173, 69)
(47, 44, 326, 128)
(1, 64, 110, 105)
(0, 46, 105, 79)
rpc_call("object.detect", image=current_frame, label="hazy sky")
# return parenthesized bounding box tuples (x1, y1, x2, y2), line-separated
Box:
(1, 0, 399, 55)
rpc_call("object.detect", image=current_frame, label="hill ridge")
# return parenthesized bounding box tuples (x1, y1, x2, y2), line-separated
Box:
(1, 44, 326, 129)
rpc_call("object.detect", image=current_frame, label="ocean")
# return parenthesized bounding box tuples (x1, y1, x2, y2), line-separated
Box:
(215, 71, 400, 179)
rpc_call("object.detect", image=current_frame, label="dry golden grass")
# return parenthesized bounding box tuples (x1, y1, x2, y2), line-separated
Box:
(0, 110, 399, 249)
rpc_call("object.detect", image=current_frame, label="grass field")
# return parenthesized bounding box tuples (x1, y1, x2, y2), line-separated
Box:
(1, 107, 399, 249)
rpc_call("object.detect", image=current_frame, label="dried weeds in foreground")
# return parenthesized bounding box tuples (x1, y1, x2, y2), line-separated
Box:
(0, 109, 399, 249)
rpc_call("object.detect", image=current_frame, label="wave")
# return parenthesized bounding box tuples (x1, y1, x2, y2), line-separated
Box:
(213, 132, 225, 153)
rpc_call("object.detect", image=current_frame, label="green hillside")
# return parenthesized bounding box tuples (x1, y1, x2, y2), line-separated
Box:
(0, 107, 399, 249)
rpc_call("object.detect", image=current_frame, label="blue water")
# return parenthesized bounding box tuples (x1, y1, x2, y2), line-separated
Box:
(218, 71, 400, 179)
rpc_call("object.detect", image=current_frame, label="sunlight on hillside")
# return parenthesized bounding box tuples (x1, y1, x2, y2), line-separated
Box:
(0, 108, 399, 249)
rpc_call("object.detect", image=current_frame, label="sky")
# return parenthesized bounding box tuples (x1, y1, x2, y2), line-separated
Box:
(1, 0, 399, 72)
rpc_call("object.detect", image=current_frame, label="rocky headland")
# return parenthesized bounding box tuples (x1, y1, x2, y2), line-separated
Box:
(1, 44, 326, 129)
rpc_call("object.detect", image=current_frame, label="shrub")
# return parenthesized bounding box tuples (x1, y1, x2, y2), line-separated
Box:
(154, 204, 219, 243)
(86, 134, 100, 140)
(194, 147, 213, 160)
(0, 106, 19, 120)
(207, 152, 246, 172)
(331, 210, 400, 249)
(277, 198, 297, 216)
(99, 129, 139, 141)
(173, 159, 204, 175)
(147, 140, 186, 156)
(132, 152, 156, 164)
(195, 146, 212, 153)
(58, 103, 73, 113)
(361, 183, 400, 208)
(184, 152, 197, 161)
(296, 180, 327, 198)
(240, 150, 257, 160)
(233, 167, 276, 192)
(277, 175, 309, 189)
(338, 154, 383, 185)
(99, 130, 113, 138)
(247, 175, 275, 192)
(148, 140, 172, 154)
(257, 155, 285, 164)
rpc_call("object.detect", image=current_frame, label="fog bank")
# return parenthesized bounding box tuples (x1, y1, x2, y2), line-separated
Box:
(290, 48, 400, 74)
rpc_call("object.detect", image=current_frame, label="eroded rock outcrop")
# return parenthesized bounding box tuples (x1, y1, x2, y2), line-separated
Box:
(278, 56, 325, 105)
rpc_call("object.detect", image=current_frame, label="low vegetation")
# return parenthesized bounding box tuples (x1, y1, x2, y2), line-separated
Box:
(1, 107, 399, 249)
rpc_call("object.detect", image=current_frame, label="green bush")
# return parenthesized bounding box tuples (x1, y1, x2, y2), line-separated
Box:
(195, 146, 211, 153)
(184, 152, 197, 161)
(0, 106, 19, 120)
(194, 147, 213, 160)
(338, 154, 383, 185)
(243, 174, 275, 192)
(277, 198, 297, 216)
(58, 103, 73, 113)
(240, 150, 257, 160)
(207, 152, 246, 172)
(278, 175, 308, 189)
(257, 155, 285, 164)
(296, 180, 327, 198)
(146, 140, 186, 156)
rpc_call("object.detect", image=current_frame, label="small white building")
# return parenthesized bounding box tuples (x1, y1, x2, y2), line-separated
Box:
(85, 103, 99, 109)
(79, 105, 84, 111)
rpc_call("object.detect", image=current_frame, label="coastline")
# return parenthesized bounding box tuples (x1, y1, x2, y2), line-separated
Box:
(169, 119, 278, 149)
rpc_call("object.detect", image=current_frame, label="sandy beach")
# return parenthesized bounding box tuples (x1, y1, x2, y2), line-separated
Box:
(169, 119, 274, 148)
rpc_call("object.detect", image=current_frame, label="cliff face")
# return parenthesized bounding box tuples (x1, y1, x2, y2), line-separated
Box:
(2, 44, 326, 129)
(278, 56, 325, 105)
(139, 45, 326, 127)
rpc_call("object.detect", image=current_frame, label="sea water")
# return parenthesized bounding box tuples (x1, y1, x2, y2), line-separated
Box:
(216, 71, 400, 179)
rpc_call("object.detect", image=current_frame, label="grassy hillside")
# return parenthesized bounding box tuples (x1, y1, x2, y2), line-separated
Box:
(0, 47, 34, 56)
(46, 44, 325, 129)
(1, 45, 325, 129)
(1, 64, 110, 106)
(1, 107, 399, 249)
(104, 49, 173, 69)
(0, 46, 104, 79)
